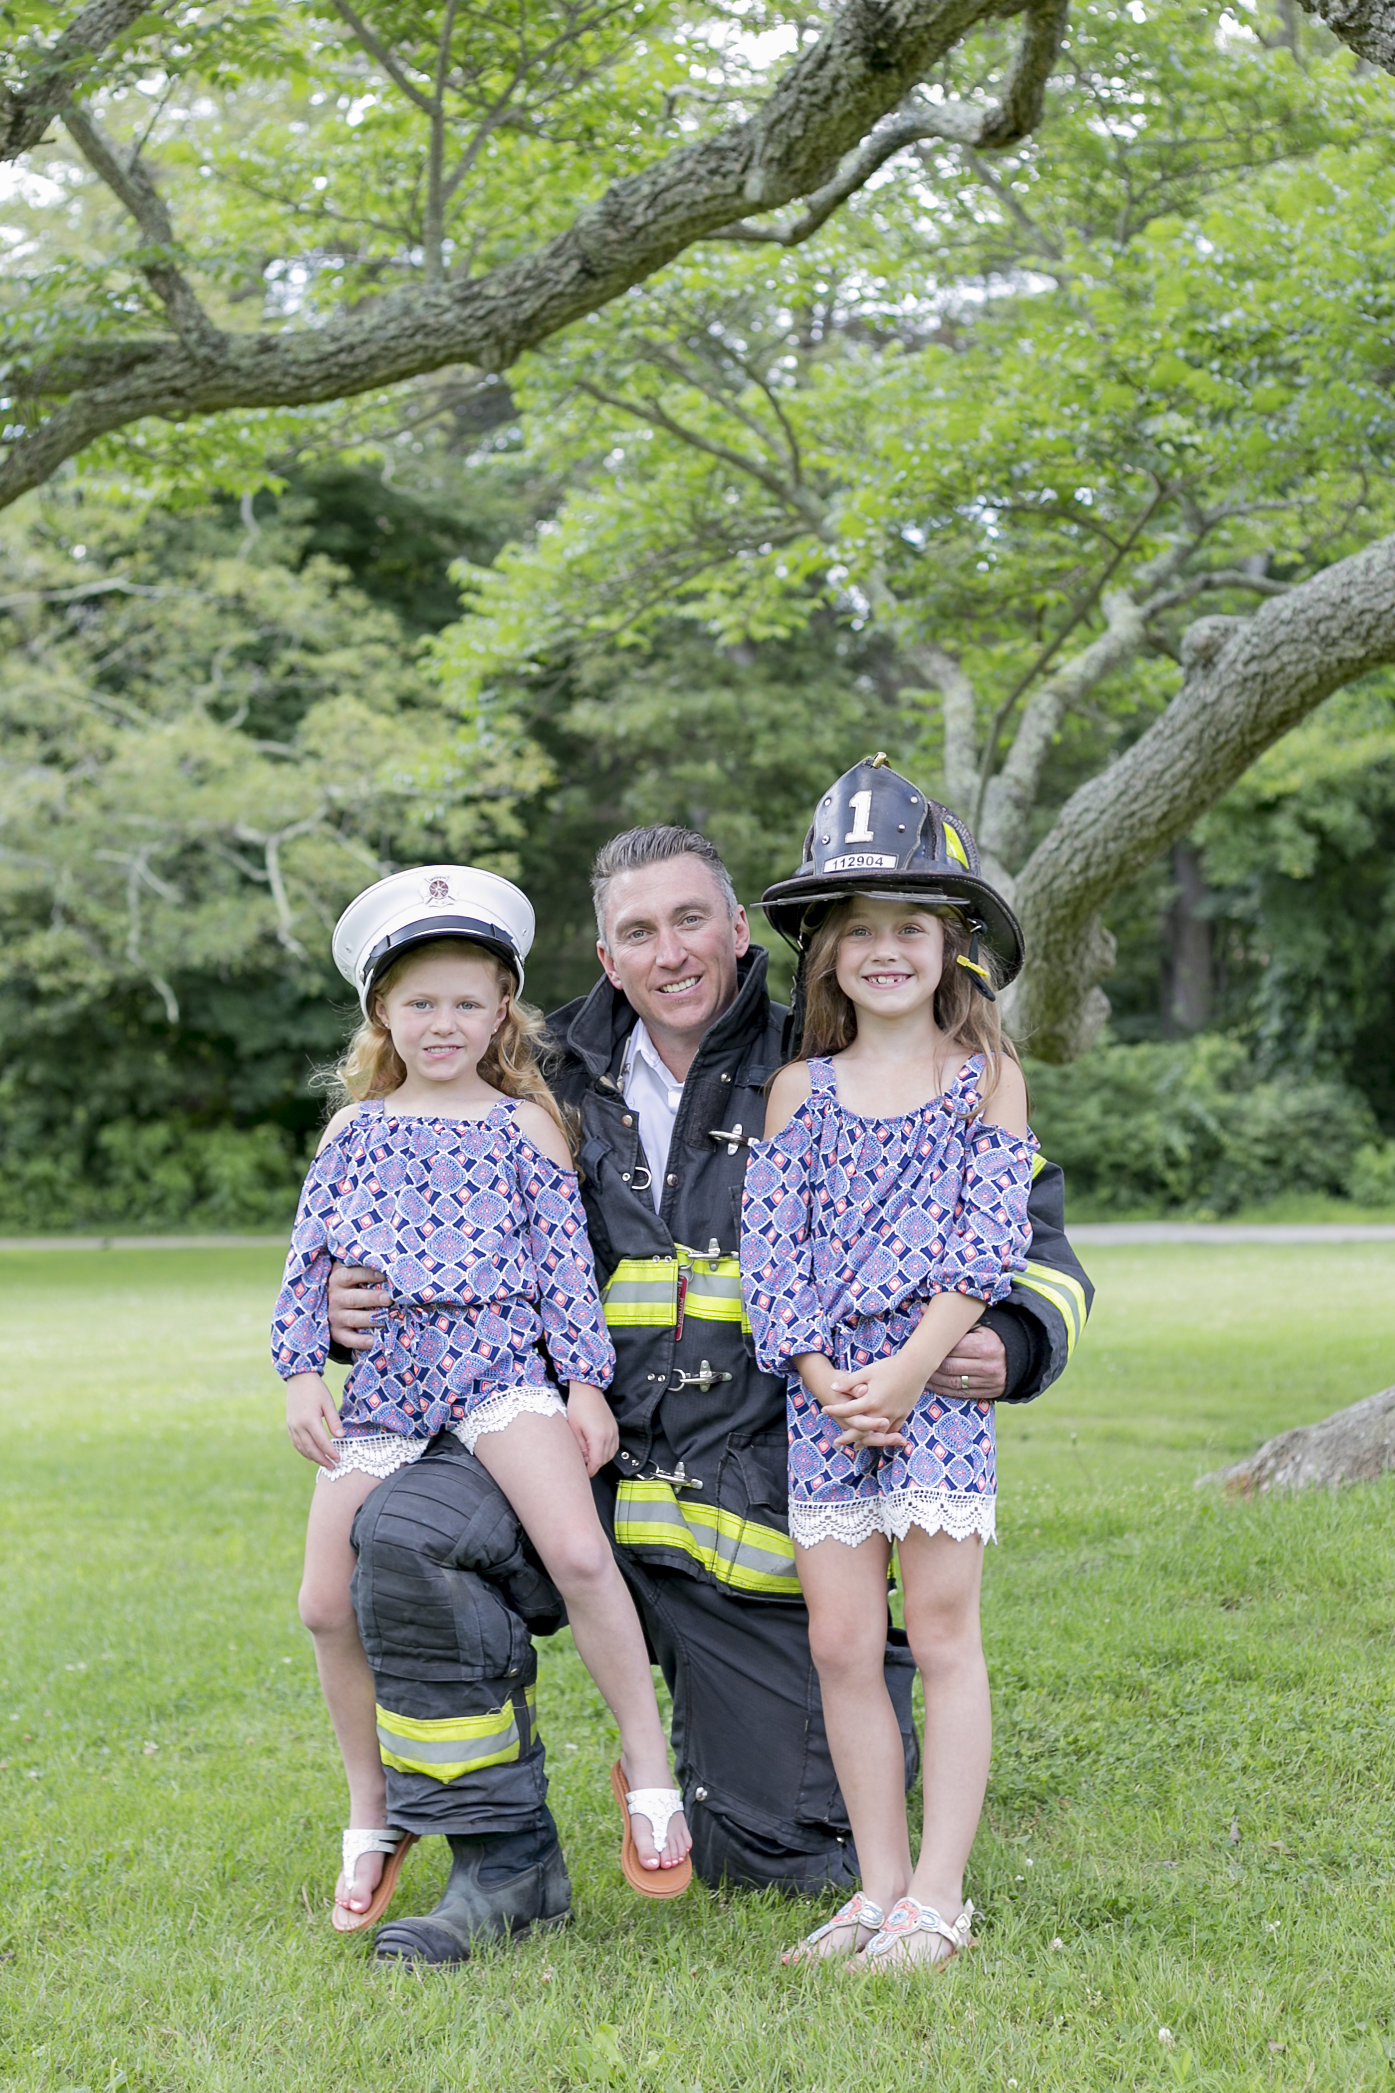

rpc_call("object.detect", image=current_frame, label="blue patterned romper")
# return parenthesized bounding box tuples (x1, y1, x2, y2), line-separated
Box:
(741, 1055, 1036, 1548)
(271, 1098, 615, 1482)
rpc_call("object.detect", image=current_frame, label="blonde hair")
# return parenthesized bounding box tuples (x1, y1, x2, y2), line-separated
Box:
(795, 900, 1020, 1115)
(333, 937, 573, 1151)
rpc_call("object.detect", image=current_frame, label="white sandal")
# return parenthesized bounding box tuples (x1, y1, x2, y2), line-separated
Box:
(859, 1896, 974, 1971)
(782, 1890, 885, 1965)
(330, 1826, 417, 1934)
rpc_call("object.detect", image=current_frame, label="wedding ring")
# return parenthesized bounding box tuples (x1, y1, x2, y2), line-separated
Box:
(960, 1374, 970, 1389)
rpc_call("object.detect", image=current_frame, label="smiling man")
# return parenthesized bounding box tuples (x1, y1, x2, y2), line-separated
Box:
(330, 821, 1092, 1958)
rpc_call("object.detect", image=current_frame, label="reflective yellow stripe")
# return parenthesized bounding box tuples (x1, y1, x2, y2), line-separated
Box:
(1016, 1260, 1087, 1359)
(602, 1258, 678, 1328)
(679, 1254, 753, 1334)
(614, 1480, 800, 1596)
(375, 1688, 536, 1782)
(943, 824, 971, 868)
(1031, 1150, 1046, 1181)
(603, 1250, 753, 1335)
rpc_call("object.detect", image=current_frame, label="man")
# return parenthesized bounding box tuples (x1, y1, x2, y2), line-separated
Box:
(329, 823, 1091, 1960)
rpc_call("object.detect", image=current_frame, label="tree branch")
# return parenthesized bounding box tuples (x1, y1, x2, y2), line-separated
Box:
(970, 487, 1165, 829)
(711, 0, 1068, 247)
(1295, 0, 1395, 71)
(328, 0, 436, 112)
(61, 102, 225, 357)
(0, 0, 153, 163)
(1011, 531, 1395, 1060)
(904, 641, 981, 811)
(0, 0, 1064, 513)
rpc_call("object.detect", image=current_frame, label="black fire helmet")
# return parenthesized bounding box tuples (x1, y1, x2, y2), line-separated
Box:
(758, 754, 1024, 990)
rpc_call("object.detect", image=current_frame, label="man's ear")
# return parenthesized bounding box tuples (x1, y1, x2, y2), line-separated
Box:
(732, 905, 752, 958)
(596, 938, 624, 991)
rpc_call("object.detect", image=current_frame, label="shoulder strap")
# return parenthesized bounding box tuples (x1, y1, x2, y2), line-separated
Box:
(356, 1097, 387, 1118)
(807, 1057, 837, 1096)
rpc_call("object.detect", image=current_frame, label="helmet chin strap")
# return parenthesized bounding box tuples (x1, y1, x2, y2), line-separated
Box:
(955, 926, 996, 1002)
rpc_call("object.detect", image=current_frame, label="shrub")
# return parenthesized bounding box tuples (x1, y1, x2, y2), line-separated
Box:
(1025, 1035, 1378, 1215)
(1349, 1140, 1395, 1208)
(0, 1111, 306, 1233)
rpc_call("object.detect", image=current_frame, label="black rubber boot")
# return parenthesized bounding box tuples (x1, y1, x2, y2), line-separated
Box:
(373, 1820, 571, 1965)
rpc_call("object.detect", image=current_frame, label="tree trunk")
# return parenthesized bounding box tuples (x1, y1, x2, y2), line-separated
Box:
(1198, 1386, 1395, 1496)
(1163, 841, 1213, 1037)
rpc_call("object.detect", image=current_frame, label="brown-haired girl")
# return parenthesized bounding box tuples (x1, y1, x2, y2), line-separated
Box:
(272, 867, 690, 1933)
(743, 762, 1035, 1974)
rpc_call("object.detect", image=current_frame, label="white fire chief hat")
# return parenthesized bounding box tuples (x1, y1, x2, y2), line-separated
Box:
(333, 865, 536, 1013)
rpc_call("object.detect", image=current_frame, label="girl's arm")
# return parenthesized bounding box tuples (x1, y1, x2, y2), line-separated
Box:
(824, 1055, 1037, 1449)
(514, 1101, 617, 1396)
(742, 1063, 832, 1393)
(272, 1145, 347, 1467)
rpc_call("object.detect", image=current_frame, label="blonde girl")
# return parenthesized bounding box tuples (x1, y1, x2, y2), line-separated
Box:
(272, 867, 690, 1930)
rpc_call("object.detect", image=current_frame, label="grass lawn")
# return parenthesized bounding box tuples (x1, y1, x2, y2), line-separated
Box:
(3, 1243, 1395, 2092)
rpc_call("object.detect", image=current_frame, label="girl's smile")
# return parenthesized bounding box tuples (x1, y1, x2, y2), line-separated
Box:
(377, 953, 510, 1101)
(835, 902, 946, 1016)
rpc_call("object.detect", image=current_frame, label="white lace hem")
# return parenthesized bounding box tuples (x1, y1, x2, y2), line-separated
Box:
(789, 1490, 996, 1549)
(450, 1385, 566, 1453)
(317, 1431, 432, 1483)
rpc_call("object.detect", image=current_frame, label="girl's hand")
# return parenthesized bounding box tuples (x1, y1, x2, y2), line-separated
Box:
(823, 1355, 927, 1452)
(286, 1373, 343, 1468)
(566, 1382, 619, 1476)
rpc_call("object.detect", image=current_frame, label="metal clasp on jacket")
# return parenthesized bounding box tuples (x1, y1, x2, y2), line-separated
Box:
(647, 1459, 704, 1492)
(666, 1358, 733, 1393)
(708, 1124, 755, 1154)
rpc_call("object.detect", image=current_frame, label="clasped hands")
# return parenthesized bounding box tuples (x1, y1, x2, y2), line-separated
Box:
(795, 1312, 1005, 1453)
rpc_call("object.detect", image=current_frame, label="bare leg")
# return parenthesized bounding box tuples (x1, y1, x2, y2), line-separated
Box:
(299, 1468, 390, 1913)
(474, 1411, 689, 1870)
(793, 1533, 912, 1952)
(894, 1526, 989, 1964)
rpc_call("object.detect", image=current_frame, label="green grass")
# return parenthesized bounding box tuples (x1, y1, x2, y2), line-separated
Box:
(3, 1243, 1395, 2091)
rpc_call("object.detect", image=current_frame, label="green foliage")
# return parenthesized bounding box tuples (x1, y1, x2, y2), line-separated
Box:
(0, 476, 546, 1210)
(433, 5, 1395, 830)
(1027, 1034, 1378, 1214)
(8, 1243, 1395, 2088)
(1197, 682, 1395, 1127)
(507, 627, 906, 1002)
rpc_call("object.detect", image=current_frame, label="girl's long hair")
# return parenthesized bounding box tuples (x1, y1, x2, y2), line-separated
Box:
(795, 900, 1020, 1113)
(332, 937, 573, 1151)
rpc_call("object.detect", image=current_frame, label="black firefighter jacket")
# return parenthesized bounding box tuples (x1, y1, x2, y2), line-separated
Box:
(547, 947, 1093, 1606)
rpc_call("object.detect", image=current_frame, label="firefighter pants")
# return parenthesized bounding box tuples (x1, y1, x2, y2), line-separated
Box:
(350, 1440, 919, 1890)
(616, 1551, 919, 1893)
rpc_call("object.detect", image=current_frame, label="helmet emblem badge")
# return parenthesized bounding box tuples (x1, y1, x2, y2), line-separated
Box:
(426, 877, 451, 904)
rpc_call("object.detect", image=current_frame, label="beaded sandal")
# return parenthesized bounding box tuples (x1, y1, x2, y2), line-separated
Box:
(609, 1761, 692, 1898)
(330, 1827, 417, 1934)
(858, 1896, 974, 1972)
(782, 1890, 886, 1966)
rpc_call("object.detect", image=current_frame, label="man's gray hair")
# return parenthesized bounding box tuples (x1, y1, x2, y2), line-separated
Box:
(592, 825, 739, 945)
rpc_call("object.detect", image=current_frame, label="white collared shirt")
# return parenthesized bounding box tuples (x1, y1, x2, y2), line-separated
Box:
(620, 1019, 685, 1211)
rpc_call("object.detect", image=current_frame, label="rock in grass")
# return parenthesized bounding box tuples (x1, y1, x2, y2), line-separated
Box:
(1199, 1385, 1395, 1497)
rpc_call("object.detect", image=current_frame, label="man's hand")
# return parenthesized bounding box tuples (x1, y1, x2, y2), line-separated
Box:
(286, 1372, 344, 1469)
(926, 1324, 1008, 1402)
(566, 1382, 619, 1477)
(327, 1261, 389, 1353)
